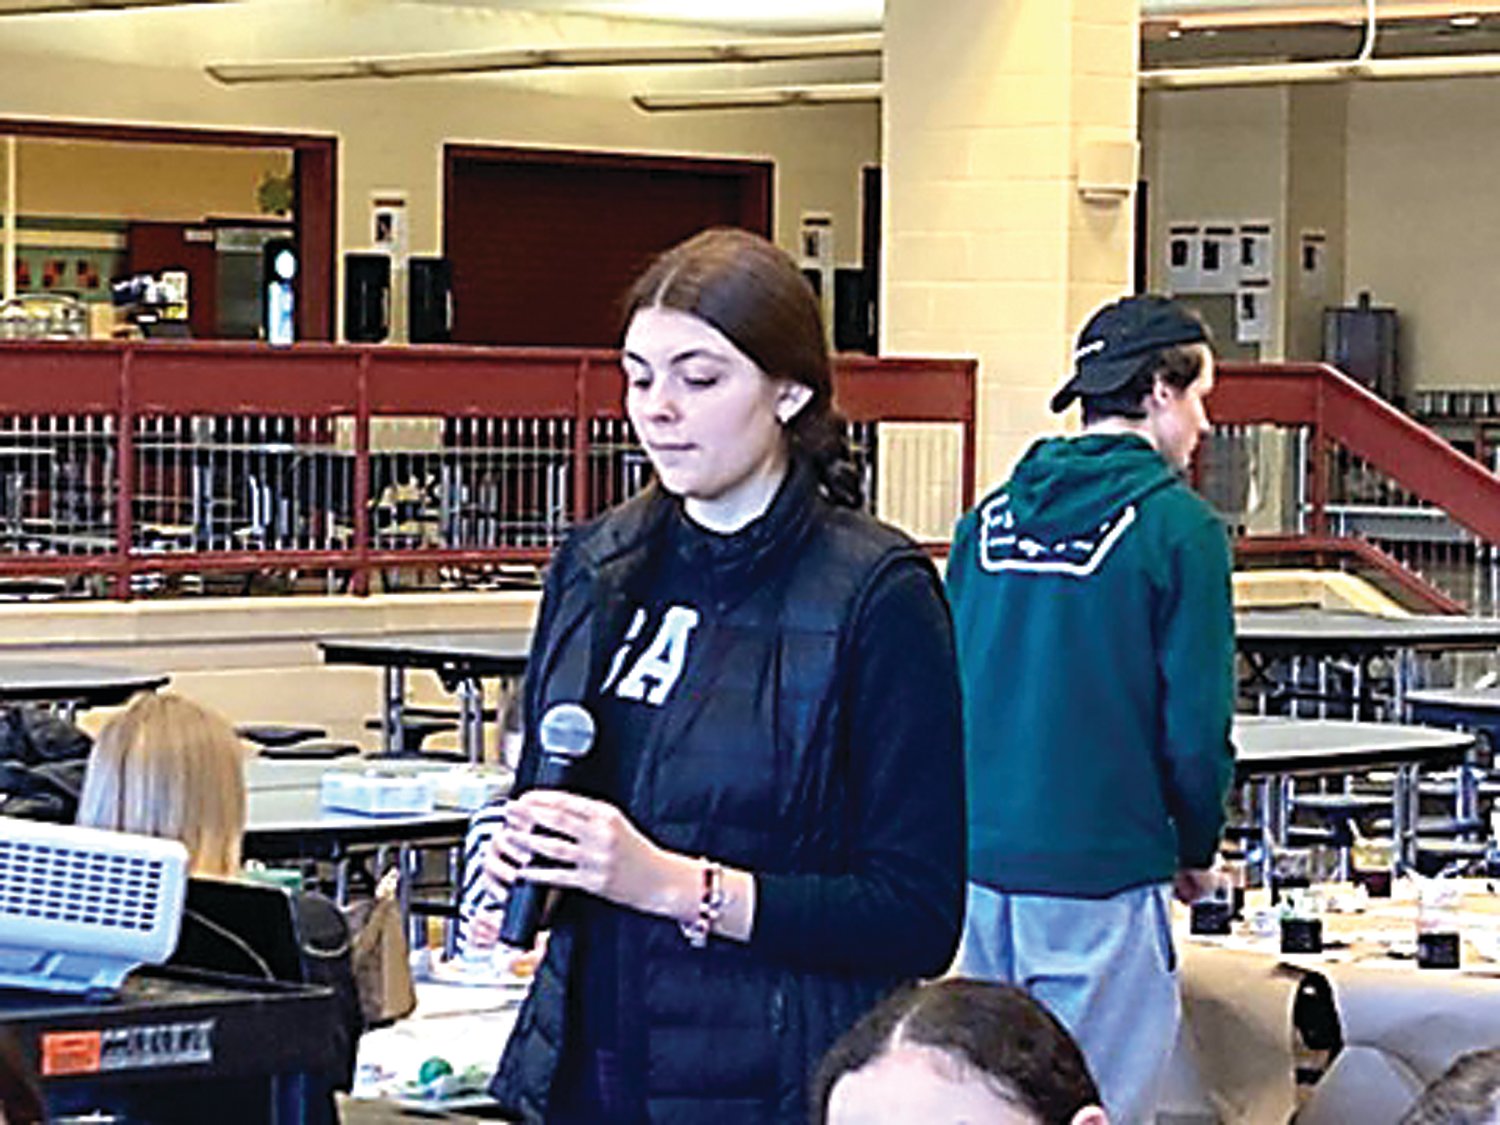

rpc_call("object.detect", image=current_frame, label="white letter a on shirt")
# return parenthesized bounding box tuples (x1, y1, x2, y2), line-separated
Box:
(614, 606, 700, 706)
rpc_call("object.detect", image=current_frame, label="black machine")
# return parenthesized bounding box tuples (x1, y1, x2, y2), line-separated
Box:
(833, 267, 876, 354)
(2, 966, 340, 1125)
(344, 253, 391, 344)
(1323, 291, 1400, 405)
(409, 256, 453, 344)
(170, 877, 307, 983)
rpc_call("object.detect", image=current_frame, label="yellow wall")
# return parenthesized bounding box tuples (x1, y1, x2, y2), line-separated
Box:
(16, 137, 291, 223)
(1142, 85, 1289, 358)
(1345, 78, 1500, 391)
(0, 34, 878, 282)
(883, 0, 1137, 488)
(1144, 77, 1500, 391)
(1283, 85, 1347, 364)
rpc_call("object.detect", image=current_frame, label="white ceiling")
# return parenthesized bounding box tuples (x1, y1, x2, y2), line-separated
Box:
(5, 0, 1500, 75)
(402, 0, 884, 34)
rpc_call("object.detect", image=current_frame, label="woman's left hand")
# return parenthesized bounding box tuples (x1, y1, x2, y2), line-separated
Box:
(505, 789, 691, 919)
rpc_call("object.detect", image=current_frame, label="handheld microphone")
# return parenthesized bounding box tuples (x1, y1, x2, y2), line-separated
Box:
(499, 702, 596, 950)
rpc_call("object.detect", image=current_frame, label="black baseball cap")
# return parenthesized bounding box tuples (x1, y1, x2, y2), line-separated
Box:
(1049, 295, 1211, 413)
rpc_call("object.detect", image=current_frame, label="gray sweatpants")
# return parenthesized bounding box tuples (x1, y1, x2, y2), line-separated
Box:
(955, 881, 1180, 1125)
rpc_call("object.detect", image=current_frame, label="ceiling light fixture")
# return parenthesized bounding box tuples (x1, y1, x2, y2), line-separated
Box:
(632, 81, 880, 112)
(1142, 51, 1500, 87)
(0, 0, 223, 13)
(1147, 1, 1500, 31)
(207, 31, 882, 85)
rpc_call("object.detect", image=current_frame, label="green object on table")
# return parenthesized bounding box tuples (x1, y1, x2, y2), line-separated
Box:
(418, 1057, 454, 1086)
(241, 863, 305, 892)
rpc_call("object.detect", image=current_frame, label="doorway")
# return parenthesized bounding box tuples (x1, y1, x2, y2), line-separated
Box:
(0, 119, 336, 341)
(443, 145, 772, 347)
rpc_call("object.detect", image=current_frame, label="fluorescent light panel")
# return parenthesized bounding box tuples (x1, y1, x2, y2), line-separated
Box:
(1143, 50, 1500, 85)
(0, 0, 221, 12)
(633, 81, 880, 111)
(207, 31, 882, 85)
(1146, 1, 1500, 29)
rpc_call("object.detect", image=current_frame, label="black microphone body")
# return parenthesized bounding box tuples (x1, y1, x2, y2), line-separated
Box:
(499, 703, 595, 949)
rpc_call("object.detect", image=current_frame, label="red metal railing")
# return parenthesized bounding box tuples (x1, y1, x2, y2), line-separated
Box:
(0, 341, 976, 599)
(1233, 535, 1468, 615)
(1207, 362, 1500, 614)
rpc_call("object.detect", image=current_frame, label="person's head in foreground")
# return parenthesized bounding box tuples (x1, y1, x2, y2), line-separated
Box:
(1401, 1048, 1500, 1125)
(0, 1028, 44, 1125)
(1049, 293, 1216, 471)
(813, 979, 1110, 1125)
(620, 225, 861, 531)
(76, 691, 248, 877)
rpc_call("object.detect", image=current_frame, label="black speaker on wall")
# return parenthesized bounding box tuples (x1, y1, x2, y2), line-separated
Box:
(344, 253, 390, 343)
(409, 256, 453, 344)
(833, 267, 875, 355)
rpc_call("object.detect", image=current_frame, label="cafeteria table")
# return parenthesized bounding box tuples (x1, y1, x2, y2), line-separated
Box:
(343, 968, 526, 1121)
(1175, 880, 1500, 1125)
(1232, 716, 1476, 876)
(244, 769, 473, 935)
(245, 786, 472, 861)
(319, 630, 532, 762)
(1235, 609, 1500, 718)
(1406, 684, 1500, 751)
(0, 661, 169, 717)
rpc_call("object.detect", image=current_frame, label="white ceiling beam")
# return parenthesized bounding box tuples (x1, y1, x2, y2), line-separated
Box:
(206, 30, 883, 85)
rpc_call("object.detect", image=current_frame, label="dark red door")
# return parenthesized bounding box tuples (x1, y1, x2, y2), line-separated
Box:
(445, 147, 772, 347)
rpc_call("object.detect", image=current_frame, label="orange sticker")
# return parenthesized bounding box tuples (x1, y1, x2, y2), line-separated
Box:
(41, 1030, 102, 1076)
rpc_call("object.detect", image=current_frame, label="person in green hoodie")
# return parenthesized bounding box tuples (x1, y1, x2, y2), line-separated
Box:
(945, 294, 1236, 1125)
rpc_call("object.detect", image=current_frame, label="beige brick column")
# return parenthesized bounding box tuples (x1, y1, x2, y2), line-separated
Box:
(883, 0, 1140, 491)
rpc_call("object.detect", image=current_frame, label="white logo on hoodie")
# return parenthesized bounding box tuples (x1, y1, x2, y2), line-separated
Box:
(978, 494, 1138, 577)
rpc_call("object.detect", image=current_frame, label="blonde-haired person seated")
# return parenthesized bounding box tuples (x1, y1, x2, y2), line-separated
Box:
(76, 692, 361, 1115)
(77, 692, 247, 877)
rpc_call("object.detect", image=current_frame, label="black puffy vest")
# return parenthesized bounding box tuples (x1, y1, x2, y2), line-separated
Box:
(492, 466, 929, 1123)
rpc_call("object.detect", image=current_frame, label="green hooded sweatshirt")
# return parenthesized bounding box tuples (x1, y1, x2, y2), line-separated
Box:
(946, 432, 1235, 898)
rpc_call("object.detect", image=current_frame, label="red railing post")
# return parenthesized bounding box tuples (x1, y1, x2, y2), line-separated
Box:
(1307, 424, 1329, 537)
(116, 346, 136, 601)
(573, 356, 592, 527)
(352, 350, 372, 596)
(0, 342, 975, 596)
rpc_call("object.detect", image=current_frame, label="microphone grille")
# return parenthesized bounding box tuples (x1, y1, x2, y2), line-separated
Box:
(537, 703, 596, 758)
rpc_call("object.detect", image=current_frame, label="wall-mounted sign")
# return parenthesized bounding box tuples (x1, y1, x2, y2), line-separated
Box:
(371, 192, 408, 260)
(1236, 279, 1273, 345)
(1198, 224, 1237, 295)
(1299, 229, 1328, 298)
(1237, 222, 1273, 285)
(1167, 224, 1200, 293)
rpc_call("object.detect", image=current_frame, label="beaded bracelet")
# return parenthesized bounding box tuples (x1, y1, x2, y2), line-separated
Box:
(680, 860, 726, 949)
